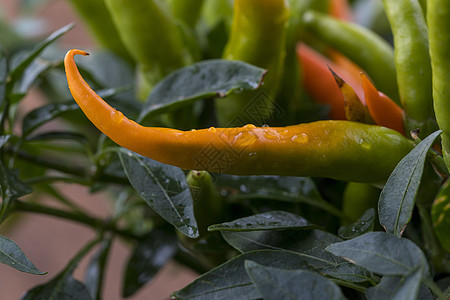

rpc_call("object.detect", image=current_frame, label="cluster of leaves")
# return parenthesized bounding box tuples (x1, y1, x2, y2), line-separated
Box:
(0, 3, 449, 300)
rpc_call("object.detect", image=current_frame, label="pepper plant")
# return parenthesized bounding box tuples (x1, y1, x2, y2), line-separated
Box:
(1, 0, 450, 299)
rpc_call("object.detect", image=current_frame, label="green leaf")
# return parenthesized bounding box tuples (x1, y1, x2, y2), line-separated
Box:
(139, 59, 266, 122)
(321, 262, 374, 283)
(326, 232, 429, 276)
(9, 23, 74, 82)
(222, 229, 344, 269)
(208, 211, 317, 232)
(365, 273, 433, 300)
(122, 229, 177, 297)
(244, 261, 345, 300)
(26, 131, 88, 144)
(216, 175, 343, 218)
(379, 130, 442, 236)
(0, 161, 32, 220)
(0, 135, 11, 148)
(0, 236, 46, 275)
(172, 250, 311, 300)
(431, 178, 450, 252)
(84, 238, 112, 300)
(10, 59, 52, 103)
(338, 208, 375, 240)
(118, 149, 198, 238)
(0, 45, 7, 107)
(21, 276, 92, 300)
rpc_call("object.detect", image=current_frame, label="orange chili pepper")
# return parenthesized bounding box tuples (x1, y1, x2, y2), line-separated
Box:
(64, 49, 413, 183)
(329, 0, 354, 22)
(296, 43, 364, 119)
(361, 73, 405, 134)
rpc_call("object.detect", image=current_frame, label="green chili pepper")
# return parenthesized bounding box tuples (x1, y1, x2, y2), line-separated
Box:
(187, 170, 224, 237)
(342, 182, 379, 224)
(168, 0, 205, 28)
(382, 0, 436, 137)
(67, 0, 132, 63)
(428, 0, 450, 170)
(104, 0, 191, 98)
(215, 0, 290, 126)
(302, 11, 400, 103)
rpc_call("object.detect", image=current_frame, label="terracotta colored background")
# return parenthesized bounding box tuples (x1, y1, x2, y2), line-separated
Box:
(0, 1, 198, 299)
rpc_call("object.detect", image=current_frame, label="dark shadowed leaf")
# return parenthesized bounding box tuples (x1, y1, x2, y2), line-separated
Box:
(221, 229, 344, 269)
(118, 149, 198, 237)
(21, 239, 97, 300)
(172, 250, 311, 300)
(338, 208, 375, 239)
(215, 175, 342, 217)
(21, 276, 92, 300)
(123, 229, 177, 297)
(208, 211, 317, 232)
(0, 135, 11, 148)
(379, 130, 441, 236)
(326, 232, 429, 276)
(139, 60, 266, 122)
(365, 273, 432, 300)
(85, 238, 112, 300)
(432, 179, 450, 252)
(9, 23, 74, 81)
(0, 236, 46, 275)
(245, 260, 345, 300)
(321, 262, 374, 283)
(26, 131, 89, 145)
(10, 59, 52, 103)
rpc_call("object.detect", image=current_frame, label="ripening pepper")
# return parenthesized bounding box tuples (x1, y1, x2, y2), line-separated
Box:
(65, 49, 414, 183)
(215, 0, 290, 126)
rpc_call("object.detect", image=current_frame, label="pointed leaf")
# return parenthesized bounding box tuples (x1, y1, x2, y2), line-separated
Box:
(85, 238, 112, 300)
(0, 236, 46, 275)
(123, 229, 177, 297)
(216, 175, 342, 217)
(139, 60, 266, 122)
(0, 135, 11, 148)
(338, 208, 375, 239)
(21, 276, 92, 300)
(432, 179, 450, 252)
(172, 250, 311, 300)
(245, 261, 345, 300)
(222, 229, 345, 269)
(208, 211, 316, 232)
(118, 149, 198, 238)
(379, 130, 442, 236)
(9, 23, 74, 81)
(326, 232, 429, 276)
(10, 59, 52, 103)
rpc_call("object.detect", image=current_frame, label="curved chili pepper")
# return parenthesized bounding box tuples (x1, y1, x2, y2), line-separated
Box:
(381, 0, 436, 137)
(428, 0, 450, 170)
(215, 0, 289, 126)
(361, 73, 405, 135)
(65, 49, 414, 183)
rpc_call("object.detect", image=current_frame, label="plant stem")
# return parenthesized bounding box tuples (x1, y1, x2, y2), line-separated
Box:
(423, 277, 446, 300)
(12, 200, 140, 240)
